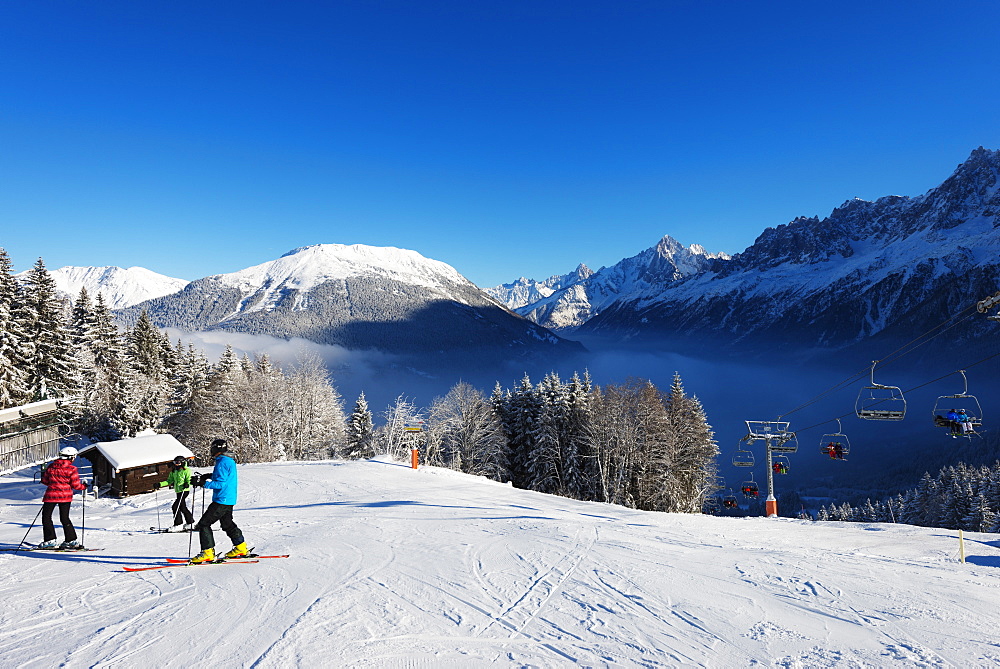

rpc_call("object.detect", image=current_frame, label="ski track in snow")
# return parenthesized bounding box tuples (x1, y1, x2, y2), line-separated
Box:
(3, 458, 1000, 668)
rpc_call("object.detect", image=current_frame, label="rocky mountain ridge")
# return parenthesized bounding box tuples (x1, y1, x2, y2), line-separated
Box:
(489, 236, 730, 330)
(494, 147, 1000, 354)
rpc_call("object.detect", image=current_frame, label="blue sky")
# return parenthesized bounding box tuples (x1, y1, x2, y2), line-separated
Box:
(2, 1, 999, 287)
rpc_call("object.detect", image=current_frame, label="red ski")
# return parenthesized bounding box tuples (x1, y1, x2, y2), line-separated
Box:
(164, 554, 288, 563)
(123, 559, 260, 572)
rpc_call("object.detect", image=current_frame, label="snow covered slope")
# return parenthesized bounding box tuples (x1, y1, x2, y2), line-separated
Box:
(2, 457, 998, 667)
(47, 266, 189, 309)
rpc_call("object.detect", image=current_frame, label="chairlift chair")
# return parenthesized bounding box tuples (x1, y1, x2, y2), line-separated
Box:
(932, 370, 983, 438)
(820, 419, 851, 460)
(856, 361, 906, 421)
(704, 496, 721, 514)
(770, 431, 799, 454)
(733, 443, 755, 468)
(772, 454, 790, 475)
(722, 489, 740, 509)
(740, 474, 760, 499)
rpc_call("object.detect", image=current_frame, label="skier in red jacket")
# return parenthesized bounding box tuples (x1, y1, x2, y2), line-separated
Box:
(38, 446, 88, 549)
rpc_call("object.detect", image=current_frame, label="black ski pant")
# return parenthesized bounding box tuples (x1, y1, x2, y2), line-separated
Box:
(172, 491, 195, 525)
(195, 502, 244, 551)
(42, 501, 77, 543)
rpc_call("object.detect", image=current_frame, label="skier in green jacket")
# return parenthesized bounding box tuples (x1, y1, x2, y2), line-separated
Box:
(159, 455, 195, 531)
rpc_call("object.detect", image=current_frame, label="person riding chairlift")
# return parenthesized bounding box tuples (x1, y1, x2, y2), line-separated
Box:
(956, 409, 974, 436)
(937, 409, 964, 438)
(947, 409, 960, 435)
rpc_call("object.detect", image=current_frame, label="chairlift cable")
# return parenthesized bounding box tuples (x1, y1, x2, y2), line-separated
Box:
(878, 309, 979, 368)
(777, 300, 981, 421)
(777, 366, 872, 420)
(790, 350, 1000, 436)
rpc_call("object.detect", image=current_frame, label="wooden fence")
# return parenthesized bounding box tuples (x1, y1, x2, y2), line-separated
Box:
(0, 400, 69, 475)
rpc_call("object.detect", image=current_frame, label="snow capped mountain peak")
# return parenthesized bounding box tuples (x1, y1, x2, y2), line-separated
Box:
(121, 242, 578, 359)
(46, 266, 189, 309)
(213, 243, 473, 311)
(571, 263, 594, 280)
(653, 235, 731, 270)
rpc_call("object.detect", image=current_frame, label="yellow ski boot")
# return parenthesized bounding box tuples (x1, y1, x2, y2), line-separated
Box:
(190, 548, 215, 564)
(224, 542, 249, 559)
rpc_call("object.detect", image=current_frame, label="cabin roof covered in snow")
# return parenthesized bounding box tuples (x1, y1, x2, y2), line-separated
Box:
(80, 433, 193, 470)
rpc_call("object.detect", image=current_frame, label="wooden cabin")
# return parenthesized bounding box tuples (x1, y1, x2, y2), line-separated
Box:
(78, 433, 194, 498)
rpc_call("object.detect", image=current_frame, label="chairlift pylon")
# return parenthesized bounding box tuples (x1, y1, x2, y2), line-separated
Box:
(932, 370, 983, 438)
(856, 360, 906, 421)
(820, 418, 850, 460)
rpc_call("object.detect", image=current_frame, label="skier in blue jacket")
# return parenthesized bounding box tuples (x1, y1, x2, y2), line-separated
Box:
(190, 439, 250, 563)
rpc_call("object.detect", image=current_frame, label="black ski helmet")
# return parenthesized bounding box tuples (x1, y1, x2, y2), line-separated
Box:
(210, 438, 228, 456)
(172, 455, 186, 467)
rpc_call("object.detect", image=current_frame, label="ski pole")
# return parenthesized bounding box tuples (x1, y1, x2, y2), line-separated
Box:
(187, 514, 194, 560)
(81, 484, 86, 547)
(155, 485, 161, 531)
(15, 506, 44, 554)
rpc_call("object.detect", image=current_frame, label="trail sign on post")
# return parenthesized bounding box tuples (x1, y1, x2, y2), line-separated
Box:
(404, 421, 424, 469)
